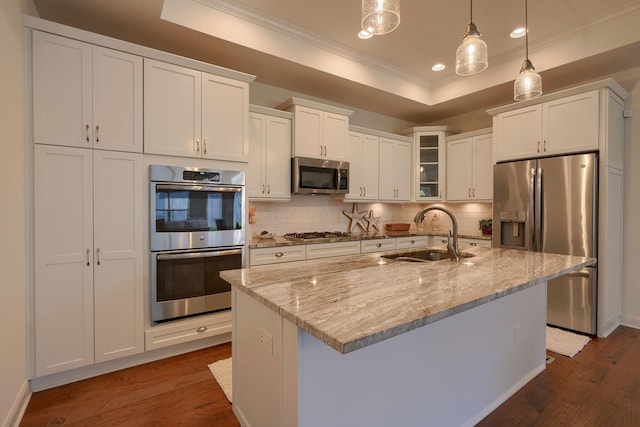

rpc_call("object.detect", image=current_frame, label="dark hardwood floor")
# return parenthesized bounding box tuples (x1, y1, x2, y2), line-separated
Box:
(20, 327, 640, 426)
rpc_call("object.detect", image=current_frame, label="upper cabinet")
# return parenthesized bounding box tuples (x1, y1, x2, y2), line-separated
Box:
(346, 131, 380, 201)
(400, 126, 457, 202)
(446, 129, 493, 201)
(144, 58, 250, 162)
(492, 90, 599, 162)
(248, 106, 292, 200)
(278, 97, 353, 161)
(32, 31, 143, 153)
(378, 136, 412, 201)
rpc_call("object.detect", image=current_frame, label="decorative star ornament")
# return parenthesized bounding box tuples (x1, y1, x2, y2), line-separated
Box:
(365, 210, 381, 233)
(342, 203, 368, 233)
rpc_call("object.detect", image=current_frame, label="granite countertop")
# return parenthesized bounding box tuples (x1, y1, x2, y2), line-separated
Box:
(220, 247, 594, 354)
(249, 231, 492, 248)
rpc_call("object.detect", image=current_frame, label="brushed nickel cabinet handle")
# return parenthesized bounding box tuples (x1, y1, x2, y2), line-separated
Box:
(543, 140, 547, 152)
(472, 188, 475, 197)
(376, 243, 382, 248)
(468, 188, 471, 198)
(203, 138, 207, 154)
(275, 252, 284, 258)
(95, 125, 100, 143)
(197, 326, 207, 333)
(537, 141, 541, 152)
(262, 184, 265, 194)
(85, 124, 90, 142)
(267, 184, 270, 194)
(96, 248, 101, 266)
(86, 248, 91, 266)
(195, 139, 200, 152)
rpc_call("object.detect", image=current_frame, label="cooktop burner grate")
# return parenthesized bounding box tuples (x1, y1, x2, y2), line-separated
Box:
(283, 231, 352, 241)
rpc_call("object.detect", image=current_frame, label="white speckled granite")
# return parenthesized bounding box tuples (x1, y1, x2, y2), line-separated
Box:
(220, 247, 593, 354)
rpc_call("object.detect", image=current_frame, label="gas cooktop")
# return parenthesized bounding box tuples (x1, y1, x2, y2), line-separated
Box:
(283, 231, 352, 241)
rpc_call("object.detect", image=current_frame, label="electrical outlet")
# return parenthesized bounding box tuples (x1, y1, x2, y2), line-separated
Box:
(258, 328, 273, 355)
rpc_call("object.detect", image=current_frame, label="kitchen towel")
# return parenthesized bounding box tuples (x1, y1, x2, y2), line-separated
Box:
(208, 357, 232, 402)
(546, 326, 590, 357)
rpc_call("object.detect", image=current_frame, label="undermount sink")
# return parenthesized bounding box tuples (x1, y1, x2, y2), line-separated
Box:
(382, 249, 475, 262)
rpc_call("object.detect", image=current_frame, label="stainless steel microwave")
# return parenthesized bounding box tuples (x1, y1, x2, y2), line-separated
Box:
(291, 156, 349, 195)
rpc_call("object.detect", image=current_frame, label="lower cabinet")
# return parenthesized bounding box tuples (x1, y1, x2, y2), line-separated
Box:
(396, 235, 431, 249)
(305, 241, 361, 260)
(360, 238, 396, 253)
(250, 245, 306, 266)
(34, 144, 144, 376)
(145, 310, 232, 351)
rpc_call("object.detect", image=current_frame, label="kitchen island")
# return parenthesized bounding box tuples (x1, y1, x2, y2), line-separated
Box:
(220, 247, 593, 427)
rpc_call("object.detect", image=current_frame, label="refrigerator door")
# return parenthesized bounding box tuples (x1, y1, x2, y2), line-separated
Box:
(547, 267, 597, 334)
(538, 153, 598, 258)
(493, 160, 536, 251)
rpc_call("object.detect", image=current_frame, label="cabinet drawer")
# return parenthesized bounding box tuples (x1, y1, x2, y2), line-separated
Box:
(360, 238, 396, 253)
(250, 246, 305, 266)
(396, 236, 430, 249)
(458, 238, 492, 249)
(145, 310, 232, 351)
(305, 241, 360, 260)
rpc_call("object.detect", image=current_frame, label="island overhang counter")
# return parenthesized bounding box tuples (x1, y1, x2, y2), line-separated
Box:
(220, 247, 593, 427)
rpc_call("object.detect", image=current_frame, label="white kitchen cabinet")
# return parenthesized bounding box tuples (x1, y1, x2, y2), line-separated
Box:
(395, 235, 431, 250)
(250, 245, 306, 266)
(305, 241, 361, 260)
(446, 129, 493, 201)
(378, 137, 412, 201)
(346, 131, 379, 200)
(34, 145, 144, 376)
(248, 107, 292, 200)
(400, 126, 457, 202)
(278, 97, 352, 161)
(360, 238, 396, 253)
(145, 310, 232, 351)
(432, 236, 491, 249)
(32, 31, 143, 152)
(494, 90, 599, 162)
(144, 58, 249, 162)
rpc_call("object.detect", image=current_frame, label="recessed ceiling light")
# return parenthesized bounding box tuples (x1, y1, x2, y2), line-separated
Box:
(510, 27, 526, 38)
(432, 63, 446, 71)
(358, 29, 373, 39)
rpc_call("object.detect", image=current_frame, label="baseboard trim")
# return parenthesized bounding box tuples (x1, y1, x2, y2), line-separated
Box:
(2, 380, 31, 427)
(30, 333, 230, 391)
(621, 314, 640, 330)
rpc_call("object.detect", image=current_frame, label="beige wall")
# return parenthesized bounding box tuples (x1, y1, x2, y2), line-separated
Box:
(0, 0, 35, 425)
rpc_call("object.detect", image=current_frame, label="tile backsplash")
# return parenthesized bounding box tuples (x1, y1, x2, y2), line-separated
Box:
(248, 196, 492, 239)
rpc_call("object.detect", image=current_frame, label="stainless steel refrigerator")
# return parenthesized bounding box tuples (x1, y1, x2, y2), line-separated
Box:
(493, 153, 598, 335)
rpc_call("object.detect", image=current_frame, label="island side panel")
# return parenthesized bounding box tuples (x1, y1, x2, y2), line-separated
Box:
(295, 283, 547, 427)
(232, 288, 284, 427)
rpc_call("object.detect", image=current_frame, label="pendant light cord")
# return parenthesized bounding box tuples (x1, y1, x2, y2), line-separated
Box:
(470, 0, 473, 23)
(525, 0, 529, 60)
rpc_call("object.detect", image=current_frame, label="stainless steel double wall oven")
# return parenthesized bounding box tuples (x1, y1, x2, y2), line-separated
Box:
(150, 165, 245, 322)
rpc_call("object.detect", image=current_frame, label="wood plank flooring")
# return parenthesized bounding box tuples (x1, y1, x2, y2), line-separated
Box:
(20, 326, 640, 426)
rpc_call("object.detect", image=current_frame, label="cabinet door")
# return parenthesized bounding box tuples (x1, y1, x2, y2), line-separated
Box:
(378, 138, 396, 200)
(323, 112, 348, 160)
(543, 91, 599, 155)
(263, 116, 292, 199)
(34, 145, 94, 376)
(144, 59, 201, 157)
(345, 132, 364, 199)
(416, 133, 445, 201)
(93, 151, 144, 363)
(446, 138, 473, 201)
(33, 31, 92, 148)
(247, 113, 266, 198)
(92, 47, 143, 152)
(202, 72, 249, 162)
(361, 134, 380, 199)
(472, 133, 493, 200)
(292, 105, 323, 158)
(495, 105, 542, 161)
(379, 138, 411, 201)
(394, 140, 412, 201)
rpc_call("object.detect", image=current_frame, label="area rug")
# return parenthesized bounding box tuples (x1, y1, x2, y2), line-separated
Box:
(546, 326, 590, 357)
(208, 357, 232, 402)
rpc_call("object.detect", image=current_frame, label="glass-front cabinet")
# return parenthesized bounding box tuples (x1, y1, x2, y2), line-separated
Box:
(401, 126, 457, 202)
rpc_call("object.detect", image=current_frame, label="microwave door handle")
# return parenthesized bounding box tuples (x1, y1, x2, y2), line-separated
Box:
(156, 249, 242, 261)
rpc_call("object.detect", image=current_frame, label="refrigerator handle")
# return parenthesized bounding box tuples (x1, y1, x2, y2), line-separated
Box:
(534, 166, 543, 252)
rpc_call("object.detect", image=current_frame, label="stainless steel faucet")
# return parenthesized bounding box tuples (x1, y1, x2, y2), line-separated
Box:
(414, 206, 460, 262)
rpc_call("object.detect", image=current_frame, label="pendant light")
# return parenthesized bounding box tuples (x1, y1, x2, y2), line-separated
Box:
(455, 0, 488, 76)
(361, 0, 400, 36)
(514, 0, 542, 100)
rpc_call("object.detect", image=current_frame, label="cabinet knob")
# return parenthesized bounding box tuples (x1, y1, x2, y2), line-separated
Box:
(470, 242, 477, 246)
(197, 326, 208, 333)
(410, 240, 415, 244)
(275, 252, 284, 258)
(376, 242, 382, 248)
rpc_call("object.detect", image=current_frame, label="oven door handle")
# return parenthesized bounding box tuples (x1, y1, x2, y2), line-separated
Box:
(156, 248, 242, 261)
(155, 184, 242, 193)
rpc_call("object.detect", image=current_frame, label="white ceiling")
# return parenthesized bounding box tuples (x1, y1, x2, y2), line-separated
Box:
(32, 0, 640, 123)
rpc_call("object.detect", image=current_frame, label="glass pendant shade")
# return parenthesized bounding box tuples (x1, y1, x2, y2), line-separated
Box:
(455, 24, 488, 75)
(514, 59, 542, 100)
(361, 0, 400, 35)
